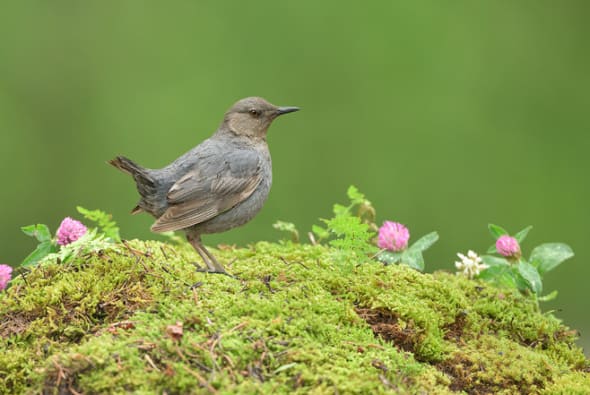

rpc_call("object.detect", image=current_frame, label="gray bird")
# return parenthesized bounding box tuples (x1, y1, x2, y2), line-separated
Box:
(109, 97, 299, 274)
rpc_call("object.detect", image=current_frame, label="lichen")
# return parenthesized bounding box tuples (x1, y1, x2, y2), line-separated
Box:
(1, 240, 588, 394)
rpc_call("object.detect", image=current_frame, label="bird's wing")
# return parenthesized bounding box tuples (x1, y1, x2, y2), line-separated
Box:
(151, 149, 262, 232)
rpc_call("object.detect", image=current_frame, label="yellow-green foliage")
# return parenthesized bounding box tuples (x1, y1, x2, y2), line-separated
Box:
(0, 240, 588, 394)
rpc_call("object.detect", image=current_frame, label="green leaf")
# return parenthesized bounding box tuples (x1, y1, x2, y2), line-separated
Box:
(477, 265, 517, 289)
(401, 249, 424, 271)
(320, 187, 378, 268)
(486, 244, 497, 254)
(511, 267, 532, 292)
(529, 243, 574, 274)
(311, 224, 330, 241)
(518, 261, 543, 294)
(346, 185, 365, 205)
(21, 224, 38, 237)
(409, 232, 439, 252)
(272, 221, 300, 243)
(324, 214, 377, 258)
(514, 225, 533, 244)
(21, 241, 57, 267)
(538, 290, 558, 302)
(77, 206, 121, 242)
(21, 224, 52, 242)
(488, 224, 509, 240)
(481, 255, 510, 267)
(377, 250, 402, 265)
(332, 204, 349, 216)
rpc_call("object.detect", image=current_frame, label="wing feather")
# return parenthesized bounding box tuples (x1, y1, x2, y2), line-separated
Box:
(151, 149, 262, 233)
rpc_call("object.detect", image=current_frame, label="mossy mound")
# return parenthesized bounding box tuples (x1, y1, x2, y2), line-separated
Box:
(1, 240, 588, 394)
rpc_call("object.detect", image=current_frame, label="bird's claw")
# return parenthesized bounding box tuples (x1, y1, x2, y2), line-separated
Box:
(195, 266, 237, 279)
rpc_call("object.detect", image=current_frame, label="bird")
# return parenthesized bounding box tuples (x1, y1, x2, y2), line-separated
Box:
(109, 97, 299, 274)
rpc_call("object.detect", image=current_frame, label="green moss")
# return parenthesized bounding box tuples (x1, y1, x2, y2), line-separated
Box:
(1, 240, 588, 393)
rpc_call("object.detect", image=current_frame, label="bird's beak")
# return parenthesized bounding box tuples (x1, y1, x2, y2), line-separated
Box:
(276, 106, 300, 116)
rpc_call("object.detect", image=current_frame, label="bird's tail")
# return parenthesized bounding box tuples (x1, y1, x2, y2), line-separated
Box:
(108, 156, 156, 214)
(108, 156, 144, 176)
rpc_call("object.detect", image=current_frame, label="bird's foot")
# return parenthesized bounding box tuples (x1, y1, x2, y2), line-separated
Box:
(189, 261, 205, 271)
(189, 261, 236, 278)
(187, 237, 237, 278)
(195, 266, 237, 279)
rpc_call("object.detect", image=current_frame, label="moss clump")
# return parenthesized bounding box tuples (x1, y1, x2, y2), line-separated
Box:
(1, 240, 588, 394)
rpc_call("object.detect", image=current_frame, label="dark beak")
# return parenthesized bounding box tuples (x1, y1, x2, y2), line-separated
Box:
(276, 106, 300, 116)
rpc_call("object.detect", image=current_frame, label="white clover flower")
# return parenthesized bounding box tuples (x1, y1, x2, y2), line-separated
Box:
(455, 250, 489, 279)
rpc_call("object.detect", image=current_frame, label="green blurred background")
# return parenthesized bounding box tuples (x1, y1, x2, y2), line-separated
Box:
(1, 2, 589, 354)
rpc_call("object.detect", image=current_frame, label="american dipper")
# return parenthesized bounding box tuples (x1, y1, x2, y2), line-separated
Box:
(109, 97, 299, 274)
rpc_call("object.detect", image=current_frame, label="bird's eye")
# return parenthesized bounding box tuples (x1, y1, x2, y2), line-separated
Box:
(249, 109, 260, 117)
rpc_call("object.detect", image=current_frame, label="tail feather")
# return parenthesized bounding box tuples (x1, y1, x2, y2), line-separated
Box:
(108, 156, 153, 184)
(109, 156, 158, 214)
(131, 205, 144, 215)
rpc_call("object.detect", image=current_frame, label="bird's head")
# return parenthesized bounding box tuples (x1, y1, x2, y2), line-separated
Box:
(222, 97, 299, 139)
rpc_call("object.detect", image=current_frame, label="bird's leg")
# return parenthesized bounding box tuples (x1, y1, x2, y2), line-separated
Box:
(186, 233, 215, 271)
(193, 244, 213, 271)
(198, 244, 235, 278)
(199, 243, 227, 273)
(186, 233, 229, 275)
